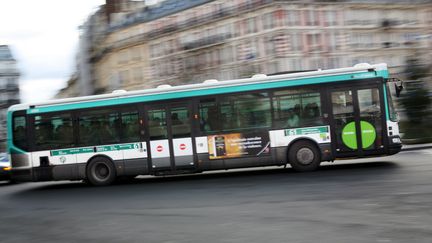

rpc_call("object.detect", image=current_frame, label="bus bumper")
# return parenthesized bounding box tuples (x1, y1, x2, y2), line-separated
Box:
(0, 169, 10, 181)
(11, 168, 33, 182)
(388, 135, 402, 155)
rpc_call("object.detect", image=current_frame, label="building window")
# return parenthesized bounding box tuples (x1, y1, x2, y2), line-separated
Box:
(220, 46, 229, 64)
(305, 9, 319, 26)
(264, 36, 276, 56)
(119, 70, 130, 86)
(273, 34, 290, 56)
(274, 9, 285, 27)
(306, 33, 322, 52)
(131, 47, 141, 61)
(245, 17, 258, 35)
(325, 10, 337, 26)
(290, 59, 303, 71)
(150, 44, 157, 58)
(291, 33, 302, 52)
(285, 10, 301, 26)
(328, 57, 341, 69)
(118, 50, 129, 64)
(132, 67, 143, 83)
(262, 12, 274, 30)
(234, 20, 243, 37)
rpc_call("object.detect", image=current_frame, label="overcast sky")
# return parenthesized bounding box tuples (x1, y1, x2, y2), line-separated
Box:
(0, 0, 105, 103)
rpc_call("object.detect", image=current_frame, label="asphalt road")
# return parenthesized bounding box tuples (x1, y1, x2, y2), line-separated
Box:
(1, 149, 432, 243)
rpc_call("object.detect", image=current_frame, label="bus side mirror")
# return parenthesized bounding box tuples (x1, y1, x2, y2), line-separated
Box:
(394, 81, 403, 97)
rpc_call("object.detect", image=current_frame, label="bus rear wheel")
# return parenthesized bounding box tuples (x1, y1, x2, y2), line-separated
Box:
(86, 157, 116, 186)
(288, 141, 321, 172)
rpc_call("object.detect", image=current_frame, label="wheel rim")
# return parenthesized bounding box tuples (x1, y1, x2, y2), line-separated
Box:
(296, 148, 315, 165)
(93, 163, 110, 181)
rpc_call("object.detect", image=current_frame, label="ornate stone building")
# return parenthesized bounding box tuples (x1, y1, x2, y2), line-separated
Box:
(58, 0, 432, 97)
(0, 45, 20, 151)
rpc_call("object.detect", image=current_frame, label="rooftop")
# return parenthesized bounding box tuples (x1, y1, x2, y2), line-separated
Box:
(108, 0, 213, 32)
(107, 0, 431, 32)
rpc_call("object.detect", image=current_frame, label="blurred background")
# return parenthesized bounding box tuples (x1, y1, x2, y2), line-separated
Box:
(1, 0, 431, 152)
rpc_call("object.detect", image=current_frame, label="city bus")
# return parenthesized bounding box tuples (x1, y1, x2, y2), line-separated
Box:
(7, 63, 402, 186)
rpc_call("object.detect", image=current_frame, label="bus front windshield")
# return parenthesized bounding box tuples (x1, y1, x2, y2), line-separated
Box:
(386, 83, 398, 122)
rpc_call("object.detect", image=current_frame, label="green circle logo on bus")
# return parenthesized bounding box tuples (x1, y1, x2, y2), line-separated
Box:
(342, 121, 376, 150)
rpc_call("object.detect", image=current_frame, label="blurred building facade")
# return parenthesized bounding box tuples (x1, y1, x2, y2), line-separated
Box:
(58, 0, 432, 97)
(0, 45, 20, 151)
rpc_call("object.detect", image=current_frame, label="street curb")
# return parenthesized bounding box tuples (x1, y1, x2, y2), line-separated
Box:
(402, 145, 432, 151)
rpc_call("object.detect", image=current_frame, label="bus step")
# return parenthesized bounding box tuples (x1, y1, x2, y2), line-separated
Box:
(154, 169, 196, 176)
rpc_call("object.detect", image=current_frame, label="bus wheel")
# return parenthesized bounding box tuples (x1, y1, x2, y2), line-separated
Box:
(86, 157, 116, 186)
(288, 141, 321, 172)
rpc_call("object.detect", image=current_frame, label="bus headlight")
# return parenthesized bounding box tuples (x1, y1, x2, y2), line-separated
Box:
(392, 137, 401, 144)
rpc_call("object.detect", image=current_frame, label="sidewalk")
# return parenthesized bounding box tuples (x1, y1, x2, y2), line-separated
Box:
(402, 143, 432, 151)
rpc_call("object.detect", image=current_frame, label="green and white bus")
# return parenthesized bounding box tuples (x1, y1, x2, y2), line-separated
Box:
(8, 63, 402, 186)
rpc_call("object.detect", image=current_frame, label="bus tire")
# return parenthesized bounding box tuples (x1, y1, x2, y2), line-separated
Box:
(86, 157, 117, 186)
(288, 140, 321, 172)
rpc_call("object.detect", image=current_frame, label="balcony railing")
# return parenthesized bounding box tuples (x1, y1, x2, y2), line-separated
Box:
(182, 33, 232, 51)
(117, 0, 274, 42)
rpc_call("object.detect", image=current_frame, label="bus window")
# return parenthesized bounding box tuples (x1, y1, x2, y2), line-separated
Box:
(171, 106, 190, 138)
(34, 113, 74, 150)
(301, 92, 322, 126)
(358, 88, 382, 150)
(78, 110, 120, 146)
(199, 99, 219, 134)
(148, 109, 167, 140)
(219, 100, 235, 131)
(386, 83, 398, 122)
(121, 111, 140, 142)
(273, 89, 323, 128)
(200, 93, 272, 133)
(235, 93, 271, 129)
(12, 114, 28, 150)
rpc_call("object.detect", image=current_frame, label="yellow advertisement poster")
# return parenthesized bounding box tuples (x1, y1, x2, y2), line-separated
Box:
(208, 132, 270, 160)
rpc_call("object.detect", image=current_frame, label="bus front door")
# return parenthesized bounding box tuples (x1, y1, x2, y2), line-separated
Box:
(146, 103, 195, 173)
(329, 87, 385, 157)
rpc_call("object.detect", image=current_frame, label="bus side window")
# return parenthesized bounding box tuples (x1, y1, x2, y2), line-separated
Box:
(121, 111, 140, 142)
(12, 114, 28, 150)
(79, 110, 120, 146)
(199, 99, 219, 134)
(148, 109, 167, 140)
(301, 92, 323, 126)
(272, 90, 323, 128)
(232, 93, 271, 129)
(34, 113, 74, 150)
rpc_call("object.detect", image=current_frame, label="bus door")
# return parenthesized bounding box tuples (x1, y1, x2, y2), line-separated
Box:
(328, 86, 385, 157)
(146, 102, 195, 172)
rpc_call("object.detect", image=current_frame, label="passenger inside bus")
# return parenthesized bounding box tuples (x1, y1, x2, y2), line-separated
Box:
(171, 113, 183, 125)
(286, 109, 300, 128)
(122, 119, 139, 141)
(302, 102, 322, 126)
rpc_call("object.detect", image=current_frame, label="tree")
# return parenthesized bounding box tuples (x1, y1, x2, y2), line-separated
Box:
(399, 57, 432, 141)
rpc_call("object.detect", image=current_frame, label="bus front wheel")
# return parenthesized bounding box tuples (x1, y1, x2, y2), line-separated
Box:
(288, 141, 321, 172)
(86, 157, 117, 186)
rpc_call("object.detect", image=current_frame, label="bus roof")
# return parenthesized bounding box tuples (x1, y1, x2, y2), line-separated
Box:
(10, 63, 388, 114)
